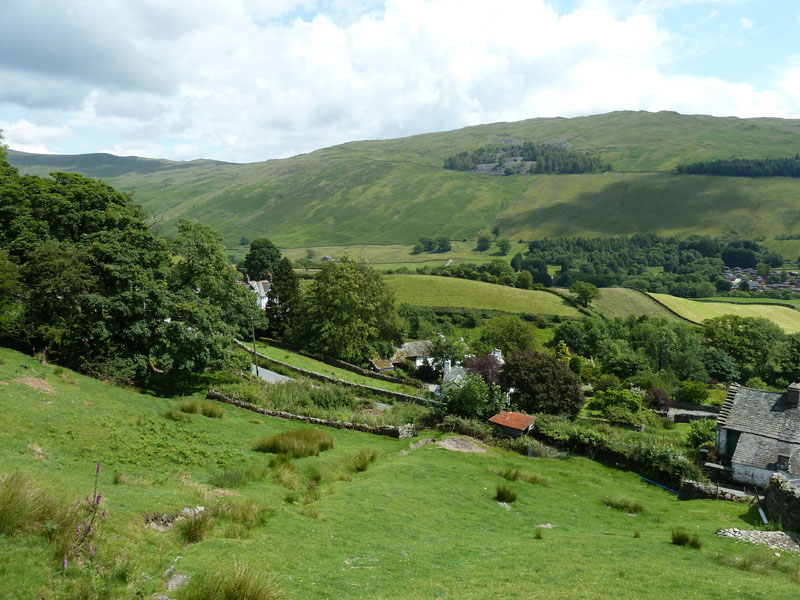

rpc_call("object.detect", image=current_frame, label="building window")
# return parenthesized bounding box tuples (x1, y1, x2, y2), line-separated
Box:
(777, 454, 790, 471)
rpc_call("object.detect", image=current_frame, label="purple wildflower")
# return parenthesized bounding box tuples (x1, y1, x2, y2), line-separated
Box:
(95, 493, 102, 505)
(96, 460, 101, 475)
(63, 556, 68, 570)
(76, 524, 81, 536)
(102, 510, 107, 520)
(90, 545, 96, 557)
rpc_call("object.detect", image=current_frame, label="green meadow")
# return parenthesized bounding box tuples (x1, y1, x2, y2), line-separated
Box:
(591, 287, 685, 321)
(2, 347, 800, 599)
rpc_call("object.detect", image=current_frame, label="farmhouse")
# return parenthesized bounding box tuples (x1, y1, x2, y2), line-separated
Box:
(488, 411, 536, 438)
(716, 383, 800, 487)
(370, 341, 433, 372)
(239, 278, 271, 310)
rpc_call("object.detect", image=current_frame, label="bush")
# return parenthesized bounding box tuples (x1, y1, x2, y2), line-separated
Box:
(675, 380, 709, 404)
(438, 415, 493, 441)
(686, 418, 717, 449)
(177, 563, 280, 600)
(602, 496, 646, 514)
(500, 436, 559, 459)
(495, 485, 517, 503)
(200, 401, 225, 418)
(254, 429, 335, 457)
(588, 389, 642, 414)
(499, 350, 584, 418)
(353, 449, 378, 472)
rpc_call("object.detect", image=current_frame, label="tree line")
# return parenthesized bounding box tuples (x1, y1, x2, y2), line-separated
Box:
(443, 141, 611, 174)
(676, 155, 800, 178)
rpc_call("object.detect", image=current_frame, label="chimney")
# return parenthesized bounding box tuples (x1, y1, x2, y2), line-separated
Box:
(787, 383, 800, 408)
(443, 359, 451, 375)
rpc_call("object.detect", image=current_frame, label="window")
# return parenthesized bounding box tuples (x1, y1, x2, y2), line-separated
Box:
(777, 454, 790, 471)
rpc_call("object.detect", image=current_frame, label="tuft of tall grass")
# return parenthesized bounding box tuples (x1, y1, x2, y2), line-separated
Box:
(671, 528, 700, 548)
(213, 501, 269, 529)
(494, 466, 550, 486)
(178, 510, 214, 543)
(200, 401, 225, 419)
(269, 457, 299, 490)
(603, 496, 646, 514)
(178, 399, 200, 414)
(164, 409, 192, 423)
(253, 429, 334, 457)
(535, 526, 543, 539)
(177, 563, 281, 600)
(210, 466, 270, 489)
(353, 449, 378, 472)
(496, 485, 517, 503)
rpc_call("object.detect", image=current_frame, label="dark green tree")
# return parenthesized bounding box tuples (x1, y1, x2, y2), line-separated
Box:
(434, 236, 452, 253)
(266, 256, 300, 341)
(497, 239, 512, 255)
(427, 335, 468, 371)
(442, 373, 504, 420)
(242, 238, 281, 279)
(570, 281, 599, 307)
(702, 315, 784, 380)
(476, 235, 491, 252)
(480, 314, 536, 357)
(300, 257, 405, 363)
(499, 350, 584, 418)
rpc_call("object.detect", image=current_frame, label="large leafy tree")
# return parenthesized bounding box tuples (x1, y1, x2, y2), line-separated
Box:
(265, 256, 300, 341)
(300, 257, 405, 363)
(499, 350, 584, 418)
(702, 315, 784, 380)
(242, 238, 281, 279)
(480, 314, 536, 357)
(0, 148, 255, 383)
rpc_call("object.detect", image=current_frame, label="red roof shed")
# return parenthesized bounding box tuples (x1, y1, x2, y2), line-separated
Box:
(488, 411, 536, 438)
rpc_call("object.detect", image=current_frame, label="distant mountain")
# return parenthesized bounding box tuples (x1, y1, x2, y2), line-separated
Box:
(7, 111, 800, 247)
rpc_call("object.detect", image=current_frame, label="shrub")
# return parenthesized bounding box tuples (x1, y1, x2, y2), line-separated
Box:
(588, 389, 642, 414)
(164, 409, 192, 423)
(179, 398, 200, 414)
(500, 436, 559, 459)
(646, 388, 673, 411)
(438, 415, 493, 441)
(177, 563, 280, 600)
(178, 510, 213, 543)
(200, 401, 225, 419)
(602, 496, 646, 514)
(675, 380, 709, 404)
(495, 485, 517, 503)
(353, 449, 378, 472)
(254, 429, 335, 457)
(686, 418, 717, 449)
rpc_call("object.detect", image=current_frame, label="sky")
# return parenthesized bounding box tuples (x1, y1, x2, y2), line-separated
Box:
(0, 0, 798, 163)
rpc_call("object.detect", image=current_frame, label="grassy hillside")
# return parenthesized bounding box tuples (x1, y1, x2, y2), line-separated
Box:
(8, 111, 800, 248)
(384, 274, 582, 317)
(649, 293, 800, 333)
(3, 347, 800, 599)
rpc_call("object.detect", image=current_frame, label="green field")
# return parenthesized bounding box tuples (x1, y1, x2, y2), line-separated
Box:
(649, 293, 800, 333)
(251, 342, 420, 394)
(9, 111, 800, 248)
(384, 274, 582, 317)
(592, 287, 686, 321)
(705, 296, 800, 309)
(3, 347, 800, 599)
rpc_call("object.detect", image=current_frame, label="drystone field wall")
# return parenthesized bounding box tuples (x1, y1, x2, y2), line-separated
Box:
(207, 389, 417, 439)
(765, 473, 800, 531)
(677, 480, 751, 503)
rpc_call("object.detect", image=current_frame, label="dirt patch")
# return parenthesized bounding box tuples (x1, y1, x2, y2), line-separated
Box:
(436, 437, 488, 453)
(0, 381, 8, 385)
(410, 438, 436, 450)
(26, 444, 50, 461)
(15, 377, 54, 393)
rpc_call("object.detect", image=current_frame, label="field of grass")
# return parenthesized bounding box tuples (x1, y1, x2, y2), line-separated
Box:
(592, 287, 686, 321)
(705, 296, 800, 309)
(10, 111, 800, 248)
(251, 342, 420, 395)
(649, 293, 800, 333)
(384, 274, 582, 317)
(3, 347, 800, 599)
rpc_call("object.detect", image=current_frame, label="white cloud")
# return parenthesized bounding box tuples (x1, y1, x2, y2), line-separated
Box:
(740, 17, 754, 29)
(0, 0, 798, 161)
(0, 118, 72, 153)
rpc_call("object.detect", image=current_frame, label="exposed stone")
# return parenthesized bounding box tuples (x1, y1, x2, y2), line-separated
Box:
(716, 528, 800, 552)
(165, 574, 190, 591)
(764, 473, 800, 532)
(678, 480, 751, 503)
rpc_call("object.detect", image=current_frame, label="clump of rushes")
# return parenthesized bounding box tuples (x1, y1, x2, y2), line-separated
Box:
(671, 528, 700, 548)
(177, 563, 280, 600)
(164, 409, 192, 423)
(353, 449, 378, 472)
(602, 496, 646, 514)
(253, 429, 335, 457)
(200, 401, 225, 419)
(178, 509, 213, 543)
(494, 466, 550, 486)
(179, 399, 200, 414)
(495, 485, 517, 503)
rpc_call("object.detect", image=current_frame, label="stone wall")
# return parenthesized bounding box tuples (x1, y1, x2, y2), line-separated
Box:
(207, 389, 417, 439)
(765, 473, 800, 531)
(678, 480, 751, 503)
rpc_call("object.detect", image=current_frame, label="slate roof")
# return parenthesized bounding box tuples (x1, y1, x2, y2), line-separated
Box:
(488, 411, 537, 431)
(442, 365, 467, 386)
(718, 384, 800, 473)
(370, 341, 432, 371)
(718, 385, 800, 444)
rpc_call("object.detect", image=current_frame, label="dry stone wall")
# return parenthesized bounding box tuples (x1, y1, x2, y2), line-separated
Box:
(765, 473, 800, 531)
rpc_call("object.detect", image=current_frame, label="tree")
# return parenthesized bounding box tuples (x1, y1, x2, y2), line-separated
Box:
(499, 350, 584, 418)
(553, 340, 571, 365)
(515, 270, 533, 289)
(465, 353, 503, 386)
(434, 236, 452, 253)
(476, 235, 491, 252)
(427, 335, 468, 372)
(703, 314, 783, 379)
(0, 250, 20, 337)
(265, 256, 300, 341)
(480, 314, 536, 357)
(242, 238, 280, 279)
(497, 239, 511, 255)
(442, 373, 505, 420)
(570, 281, 599, 307)
(300, 257, 405, 363)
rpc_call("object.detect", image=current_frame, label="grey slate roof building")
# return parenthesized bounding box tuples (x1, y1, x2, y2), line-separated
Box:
(716, 383, 800, 487)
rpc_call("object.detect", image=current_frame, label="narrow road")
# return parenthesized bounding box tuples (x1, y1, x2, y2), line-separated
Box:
(250, 364, 293, 384)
